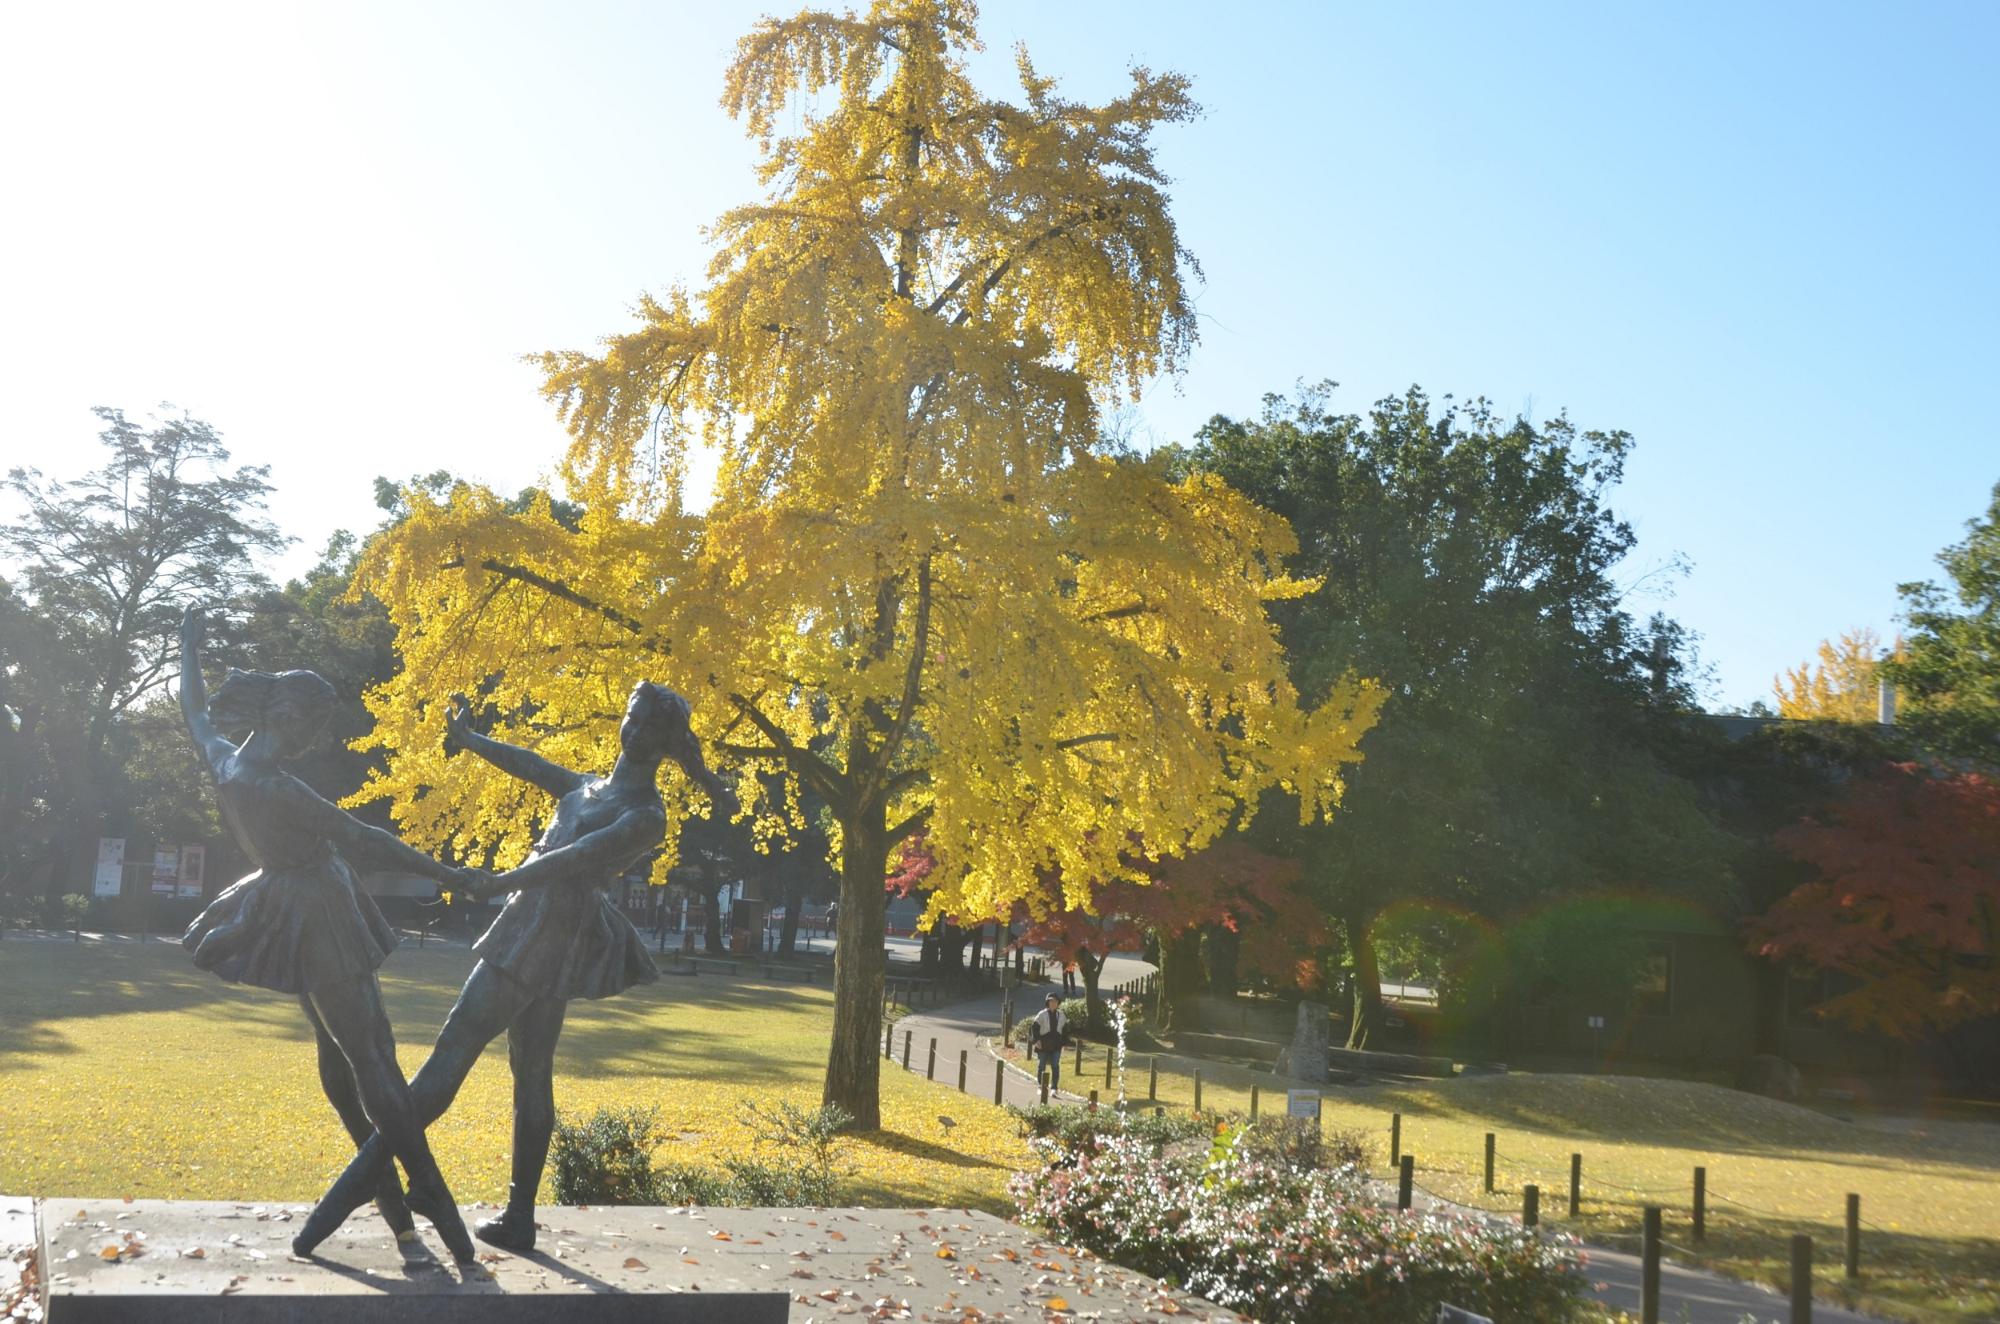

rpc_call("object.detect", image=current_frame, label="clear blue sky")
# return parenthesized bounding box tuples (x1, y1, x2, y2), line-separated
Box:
(2, 1, 1994, 710)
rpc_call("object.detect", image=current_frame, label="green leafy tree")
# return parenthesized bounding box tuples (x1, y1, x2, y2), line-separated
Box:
(1172, 384, 1730, 1048)
(1884, 480, 2000, 765)
(0, 408, 285, 895)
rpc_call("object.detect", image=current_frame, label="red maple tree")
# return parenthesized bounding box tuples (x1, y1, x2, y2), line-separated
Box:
(892, 832, 1323, 1030)
(1752, 763, 2000, 1038)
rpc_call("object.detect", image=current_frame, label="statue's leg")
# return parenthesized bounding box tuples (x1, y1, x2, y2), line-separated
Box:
(291, 962, 528, 1258)
(298, 975, 476, 1263)
(298, 993, 414, 1237)
(475, 994, 568, 1252)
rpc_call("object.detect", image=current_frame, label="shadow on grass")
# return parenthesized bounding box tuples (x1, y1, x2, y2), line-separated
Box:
(0, 939, 838, 1086)
(1327, 1073, 2000, 1181)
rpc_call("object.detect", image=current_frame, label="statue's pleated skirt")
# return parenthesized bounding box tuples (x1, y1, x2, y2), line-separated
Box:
(183, 855, 398, 995)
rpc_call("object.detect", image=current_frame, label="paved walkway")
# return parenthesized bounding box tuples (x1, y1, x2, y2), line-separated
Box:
(894, 986, 1888, 1324)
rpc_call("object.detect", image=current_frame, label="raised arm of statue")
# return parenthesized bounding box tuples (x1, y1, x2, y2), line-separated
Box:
(178, 605, 233, 770)
(445, 693, 585, 800)
(474, 803, 666, 899)
(268, 773, 475, 890)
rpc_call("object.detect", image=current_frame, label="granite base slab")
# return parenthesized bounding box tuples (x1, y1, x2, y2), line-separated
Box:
(31, 1199, 1234, 1322)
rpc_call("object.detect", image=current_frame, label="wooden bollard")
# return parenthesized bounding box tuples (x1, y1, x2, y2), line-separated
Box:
(1193, 1070, 1202, 1113)
(1397, 1155, 1414, 1210)
(1483, 1132, 1496, 1193)
(1641, 1206, 1661, 1324)
(1088, 1089, 1098, 1113)
(1104, 1045, 1113, 1086)
(993, 1057, 1005, 1105)
(1074, 1040, 1083, 1075)
(1790, 1234, 1813, 1324)
(1568, 1153, 1581, 1217)
(958, 1049, 968, 1092)
(1523, 1183, 1539, 1229)
(1149, 1057, 1158, 1101)
(1040, 1078, 1049, 1105)
(1249, 1084, 1259, 1120)
(1390, 1112, 1401, 1165)
(1845, 1193, 1860, 1280)
(902, 1030, 912, 1069)
(1693, 1166, 1707, 1244)
(884, 1025, 893, 1058)
(926, 1037, 937, 1080)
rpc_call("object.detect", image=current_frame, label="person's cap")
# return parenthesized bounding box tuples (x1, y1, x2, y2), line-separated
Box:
(1045, 993, 1061, 1004)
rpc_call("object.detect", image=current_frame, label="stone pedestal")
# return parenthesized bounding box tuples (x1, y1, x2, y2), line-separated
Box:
(1278, 999, 1330, 1084)
(25, 1200, 1228, 1322)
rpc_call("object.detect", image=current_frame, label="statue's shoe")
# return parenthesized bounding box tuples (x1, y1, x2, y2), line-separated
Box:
(475, 1208, 537, 1253)
(291, 1191, 368, 1258)
(405, 1181, 477, 1264)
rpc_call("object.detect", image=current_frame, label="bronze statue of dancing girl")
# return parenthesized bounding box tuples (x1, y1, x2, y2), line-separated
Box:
(176, 606, 478, 1262)
(292, 680, 732, 1256)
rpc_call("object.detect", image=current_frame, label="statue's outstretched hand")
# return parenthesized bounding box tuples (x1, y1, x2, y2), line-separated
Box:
(456, 866, 499, 901)
(443, 693, 474, 756)
(181, 604, 206, 650)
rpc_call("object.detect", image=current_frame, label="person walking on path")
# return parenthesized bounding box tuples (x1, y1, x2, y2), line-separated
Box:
(1060, 960, 1077, 996)
(1029, 993, 1068, 1094)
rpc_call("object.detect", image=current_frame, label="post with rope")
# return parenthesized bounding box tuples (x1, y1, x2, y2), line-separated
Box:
(993, 1057, 1005, 1105)
(1249, 1084, 1259, 1119)
(927, 1037, 937, 1080)
(1692, 1166, 1706, 1244)
(1483, 1132, 1496, 1193)
(1390, 1112, 1401, 1165)
(902, 1030, 913, 1070)
(1641, 1206, 1662, 1324)
(1522, 1184, 1539, 1229)
(1569, 1153, 1582, 1217)
(1845, 1193, 1860, 1279)
(1790, 1234, 1813, 1324)
(1397, 1155, 1415, 1211)
(958, 1049, 967, 1092)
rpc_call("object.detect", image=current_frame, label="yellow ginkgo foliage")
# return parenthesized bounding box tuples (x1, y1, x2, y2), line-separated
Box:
(349, 0, 1381, 1125)
(1773, 627, 1892, 722)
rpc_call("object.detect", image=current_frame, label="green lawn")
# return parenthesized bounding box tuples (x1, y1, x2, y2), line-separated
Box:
(1030, 1039, 2000, 1324)
(0, 939, 1032, 1212)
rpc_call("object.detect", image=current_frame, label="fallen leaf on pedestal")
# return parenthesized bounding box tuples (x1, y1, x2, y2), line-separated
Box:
(623, 1257, 648, 1270)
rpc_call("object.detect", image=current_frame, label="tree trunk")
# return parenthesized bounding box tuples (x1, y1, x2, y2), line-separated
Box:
(824, 807, 888, 1129)
(1751, 957, 1790, 1059)
(1344, 909, 1384, 1050)
(938, 920, 967, 978)
(1078, 948, 1105, 1027)
(967, 922, 985, 976)
(1155, 928, 1205, 1036)
(1203, 925, 1241, 997)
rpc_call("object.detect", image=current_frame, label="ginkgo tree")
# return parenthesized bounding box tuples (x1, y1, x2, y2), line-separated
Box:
(349, 0, 1381, 1126)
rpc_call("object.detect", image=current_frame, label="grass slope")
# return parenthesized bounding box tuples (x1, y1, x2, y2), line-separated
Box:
(1037, 1039, 1999, 1324)
(0, 939, 1031, 1212)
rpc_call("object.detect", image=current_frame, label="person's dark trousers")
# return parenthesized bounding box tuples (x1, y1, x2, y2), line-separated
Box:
(1035, 1046, 1061, 1093)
